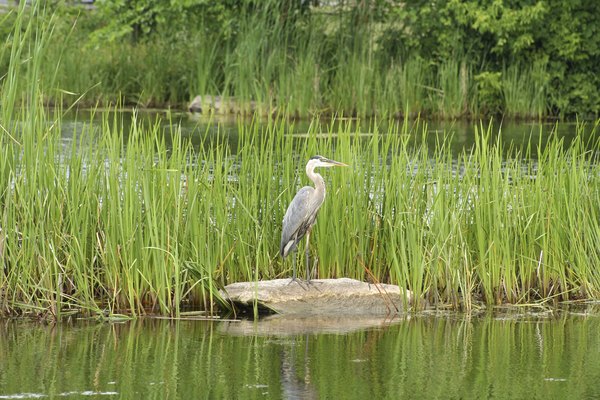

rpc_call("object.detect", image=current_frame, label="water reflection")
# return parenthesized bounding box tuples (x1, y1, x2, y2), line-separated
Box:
(59, 110, 597, 158)
(219, 315, 402, 336)
(281, 335, 317, 400)
(1, 312, 600, 399)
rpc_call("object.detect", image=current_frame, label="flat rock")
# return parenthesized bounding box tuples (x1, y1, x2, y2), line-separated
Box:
(221, 278, 412, 316)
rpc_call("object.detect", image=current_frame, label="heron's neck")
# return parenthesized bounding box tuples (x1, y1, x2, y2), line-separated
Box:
(306, 166, 326, 194)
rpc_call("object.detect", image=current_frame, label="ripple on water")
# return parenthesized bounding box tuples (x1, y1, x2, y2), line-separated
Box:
(0, 392, 118, 399)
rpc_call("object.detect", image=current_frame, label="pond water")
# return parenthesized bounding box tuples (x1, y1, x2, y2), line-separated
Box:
(59, 110, 597, 158)
(1, 311, 600, 399)
(5, 112, 598, 399)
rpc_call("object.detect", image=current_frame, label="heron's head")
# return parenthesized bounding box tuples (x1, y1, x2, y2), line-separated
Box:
(307, 155, 349, 169)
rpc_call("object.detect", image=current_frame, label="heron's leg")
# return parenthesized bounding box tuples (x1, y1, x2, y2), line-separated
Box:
(305, 229, 311, 282)
(287, 251, 307, 290)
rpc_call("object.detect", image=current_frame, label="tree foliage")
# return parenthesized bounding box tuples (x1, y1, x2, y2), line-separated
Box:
(91, 0, 598, 116)
(386, 0, 600, 116)
(2, 0, 598, 117)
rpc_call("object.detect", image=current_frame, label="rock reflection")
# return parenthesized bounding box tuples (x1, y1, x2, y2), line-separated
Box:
(218, 314, 404, 336)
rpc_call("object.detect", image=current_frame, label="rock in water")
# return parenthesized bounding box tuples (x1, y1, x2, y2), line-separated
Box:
(221, 278, 412, 316)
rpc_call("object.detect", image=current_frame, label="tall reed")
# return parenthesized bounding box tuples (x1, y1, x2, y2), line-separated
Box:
(2, 4, 600, 318)
(1, 2, 563, 119)
(1, 105, 599, 317)
(502, 62, 548, 119)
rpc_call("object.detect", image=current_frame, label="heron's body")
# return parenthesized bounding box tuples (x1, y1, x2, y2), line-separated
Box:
(280, 156, 347, 282)
(280, 185, 325, 258)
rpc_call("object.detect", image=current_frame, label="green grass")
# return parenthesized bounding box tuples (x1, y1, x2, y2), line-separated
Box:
(1, 100, 599, 318)
(0, 3, 556, 119)
(502, 62, 548, 119)
(1, 5, 600, 318)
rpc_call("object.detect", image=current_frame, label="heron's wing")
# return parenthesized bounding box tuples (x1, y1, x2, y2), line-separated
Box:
(280, 187, 318, 257)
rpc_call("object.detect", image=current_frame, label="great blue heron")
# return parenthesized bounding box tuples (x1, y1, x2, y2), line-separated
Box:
(280, 155, 348, 282)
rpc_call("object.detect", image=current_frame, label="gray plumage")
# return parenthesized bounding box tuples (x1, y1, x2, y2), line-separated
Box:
(280, 155, 348, 282)
(280, 185, 325, 258)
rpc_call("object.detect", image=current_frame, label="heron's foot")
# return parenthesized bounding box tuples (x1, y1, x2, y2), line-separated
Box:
(304, 278, 323, 292)
(287, 277, 308, 291)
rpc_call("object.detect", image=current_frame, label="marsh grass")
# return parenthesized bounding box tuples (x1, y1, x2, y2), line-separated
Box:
(502, 62, 547, 119)
(0, 3, 555, 119)
(1, 103, 599, 317)
(1, 6, 599, 318)
(435, 60, 470, 119)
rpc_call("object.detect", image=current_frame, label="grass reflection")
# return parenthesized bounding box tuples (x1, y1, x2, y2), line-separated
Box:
(1, 313, 599, 399)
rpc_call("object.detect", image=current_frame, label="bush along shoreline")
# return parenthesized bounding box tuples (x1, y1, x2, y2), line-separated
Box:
(0, 1, 599, 120)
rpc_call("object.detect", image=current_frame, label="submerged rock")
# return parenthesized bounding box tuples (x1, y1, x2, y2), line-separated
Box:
(221, 278, 412, 316)
(188, 95, 275, 116)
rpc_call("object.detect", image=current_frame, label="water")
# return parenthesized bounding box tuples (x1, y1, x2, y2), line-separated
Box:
(5, 113, 598, 398)
(59, 110, 597, 158)
(1, 311, 600, 399)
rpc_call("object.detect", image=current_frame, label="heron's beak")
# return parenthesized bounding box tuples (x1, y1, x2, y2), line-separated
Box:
(325, 158, 349, 167)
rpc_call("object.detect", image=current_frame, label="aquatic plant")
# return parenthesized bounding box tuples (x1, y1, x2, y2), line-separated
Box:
(0, 2, 573, 119)
(1, 4, 600, 318)
(0, 100, 599, 318)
